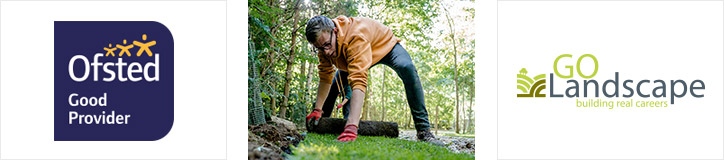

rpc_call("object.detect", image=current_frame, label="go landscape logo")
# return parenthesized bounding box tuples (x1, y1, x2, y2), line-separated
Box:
(54, 21, 174, 141)
(516, 54, 706, 109)
(516, 68, 546, 97)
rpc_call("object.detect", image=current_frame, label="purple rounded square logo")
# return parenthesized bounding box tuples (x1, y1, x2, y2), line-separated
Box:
(54, 21, 174, 141)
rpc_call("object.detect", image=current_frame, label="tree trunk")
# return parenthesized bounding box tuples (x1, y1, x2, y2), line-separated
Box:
(462, 92, 466, 134)
(451, 32, 460, 133)
(280, 0, 303, 119)
(299, 60, 307, 115)
(442, 4, 460, 134)
(381, 69, 386, 122)
(454, 34, 460, 133)
(306, 62, 314, 103)
(408, 114, 413, 129)
(363, 69, 371, 120)
(468, 84, 474, 133)
(281, 61, 291, 118)
(432, 89, 438, 134)
(371, 70, 376, 121)
(300, 61, 307, 95)
(271, 96, 277, 116)
(303, 62, 313, 118)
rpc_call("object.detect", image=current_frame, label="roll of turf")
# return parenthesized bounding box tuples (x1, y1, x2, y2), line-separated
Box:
(307, 117, 399, 138)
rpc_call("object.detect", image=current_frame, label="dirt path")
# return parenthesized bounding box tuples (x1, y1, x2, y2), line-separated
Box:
(398, 130, 475, 154)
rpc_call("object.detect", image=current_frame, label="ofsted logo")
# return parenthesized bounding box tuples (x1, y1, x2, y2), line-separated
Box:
(54, 21, 174, 141)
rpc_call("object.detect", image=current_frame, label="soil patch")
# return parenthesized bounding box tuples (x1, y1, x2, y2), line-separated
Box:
(248, 118, 304, 160)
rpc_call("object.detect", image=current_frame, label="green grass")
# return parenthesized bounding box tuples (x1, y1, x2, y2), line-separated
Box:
(289, 133, 474, 160)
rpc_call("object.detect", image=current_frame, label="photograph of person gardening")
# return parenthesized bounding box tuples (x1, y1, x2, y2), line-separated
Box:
(248, 0, 475, 159)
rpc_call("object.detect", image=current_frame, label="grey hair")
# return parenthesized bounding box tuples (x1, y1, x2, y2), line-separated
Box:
(305, 15, 335, 43)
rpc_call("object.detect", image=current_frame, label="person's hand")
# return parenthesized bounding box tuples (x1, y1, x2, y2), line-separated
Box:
(336, 124, 358, 142)
(336, 104, 343, 109)
(306, 108, 323, 125)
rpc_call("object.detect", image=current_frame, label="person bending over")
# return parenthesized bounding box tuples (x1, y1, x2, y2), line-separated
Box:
(304, 15, 437, 143)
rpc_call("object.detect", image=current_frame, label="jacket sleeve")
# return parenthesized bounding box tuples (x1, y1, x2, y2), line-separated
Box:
(345, 35, 373, 92)
(318, 53, 335, 84)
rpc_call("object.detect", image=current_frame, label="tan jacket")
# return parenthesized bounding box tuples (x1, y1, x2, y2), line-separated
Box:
(318, 15, 401, 92)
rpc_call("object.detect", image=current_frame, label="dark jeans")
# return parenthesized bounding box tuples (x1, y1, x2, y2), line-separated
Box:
(321, 43, 431, 131)
(321, 70, 352, 118)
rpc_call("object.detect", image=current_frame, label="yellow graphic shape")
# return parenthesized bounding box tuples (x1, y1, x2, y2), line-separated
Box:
(133, 34, 156, 57)
(116, 39, 134, 57)
(104, 43, 117, 56)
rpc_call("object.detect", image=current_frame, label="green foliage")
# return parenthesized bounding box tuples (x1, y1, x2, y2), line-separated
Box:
(360, 0, 475, 133)
(290, 133, 473, 159)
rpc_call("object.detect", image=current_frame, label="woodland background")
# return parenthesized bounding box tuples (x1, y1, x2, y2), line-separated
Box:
(248, 0, 475, 134)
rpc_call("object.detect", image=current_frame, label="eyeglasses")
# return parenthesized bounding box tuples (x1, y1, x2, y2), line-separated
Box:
(313, 33, 333, 53)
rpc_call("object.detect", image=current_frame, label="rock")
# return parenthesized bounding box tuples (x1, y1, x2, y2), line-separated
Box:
(271, 116, 297, 131)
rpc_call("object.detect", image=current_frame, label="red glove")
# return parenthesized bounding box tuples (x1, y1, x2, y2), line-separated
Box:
(306, 108, 323, 124)
(336, 124, 358, 142)
(336, 104, 343, 109)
